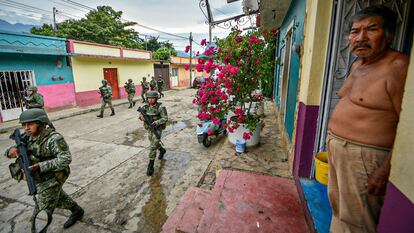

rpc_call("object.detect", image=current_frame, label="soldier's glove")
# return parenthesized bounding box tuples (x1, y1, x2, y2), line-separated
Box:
(152, 121, 158, 127)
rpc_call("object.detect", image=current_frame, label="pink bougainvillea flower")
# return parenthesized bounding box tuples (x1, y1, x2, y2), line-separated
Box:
(185, 45, 190, 53)
(230, 67, 239, 75)
(192, 98, 197, 104)
(201, 39, 207, 46)
(235, 108, 244, 116)
(237, 115, 245, 123)
(196, 63, 204, 72)
(198, 58, 205, 64)
(225, 64, 233, 73)
(184, 64, 190, 71)
(208, 129, 213, 135)
(228, 127, 234, 133)
(243, 132, 251, 140)
(234, 36, 243, 43)
(204, 47, 214, 56)
(249, 35, 259, 45)
(212, 117, 221, 125)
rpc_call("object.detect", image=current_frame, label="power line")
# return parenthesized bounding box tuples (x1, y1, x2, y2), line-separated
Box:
(48, 0, 88, 13)
(0, 1, 51, 15)
(56, 9, 81, 19)
(4, 0, 51, 14)
(60, 0, 93, 11)
(0, 2, 52, 19)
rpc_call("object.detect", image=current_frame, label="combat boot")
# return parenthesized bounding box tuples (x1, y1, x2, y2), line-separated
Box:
(63, 205, 84, 229)
(96, 111, 104, 118)
(110, 110, 115, 116)
(158, 147, 166, 160)
(133, 101, 136, 106)
(146, 160, 155, 176)
(128, 104, 132, 109)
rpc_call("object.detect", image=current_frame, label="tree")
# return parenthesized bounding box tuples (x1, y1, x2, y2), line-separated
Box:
(153, 47, 177, 61)
(31, 6, 144, 49)
(144, 36, 176, 52)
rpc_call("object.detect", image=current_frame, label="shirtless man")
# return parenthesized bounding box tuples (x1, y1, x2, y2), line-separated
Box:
(327, 5, 409, 233)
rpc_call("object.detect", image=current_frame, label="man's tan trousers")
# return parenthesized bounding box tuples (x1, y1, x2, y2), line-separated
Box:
(326, 132, 390, 233)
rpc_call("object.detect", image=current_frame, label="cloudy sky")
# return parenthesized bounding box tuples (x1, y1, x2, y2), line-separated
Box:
(0, 0, 252, 51)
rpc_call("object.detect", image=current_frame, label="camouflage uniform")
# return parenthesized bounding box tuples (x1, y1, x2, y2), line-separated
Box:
(124, 79, 136, 108)
(157, 77, 165, 98)
(149, 77, 157, 91)
(140, 91, 168, 176)
(97, 80, 115, 117)
(141, 78, 149, 103)
(5, 126, 83, 231)
(26, 93, 44, 109)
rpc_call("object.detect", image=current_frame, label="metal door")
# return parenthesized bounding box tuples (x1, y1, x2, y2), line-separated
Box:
(103, 68, 120, 99)
(154, 64, 170, 90)
(0, 70, 34, 121)
(315, 0, 412, 152)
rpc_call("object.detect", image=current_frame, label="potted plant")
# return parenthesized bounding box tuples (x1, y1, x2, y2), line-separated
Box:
(190, 27, 272, 147)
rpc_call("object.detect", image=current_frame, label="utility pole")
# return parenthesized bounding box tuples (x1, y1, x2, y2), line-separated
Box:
(189, 32, 193, 85)
(52, 7, 57, 32)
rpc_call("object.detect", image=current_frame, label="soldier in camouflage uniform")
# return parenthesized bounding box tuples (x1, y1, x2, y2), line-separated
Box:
(124, 79, 136, 108)
(25, 86, 44, 109)
(97, 80, 115, 118)
(157, 75, 165, 98)
(141, 77, 149, 103)
(25, 86, 56, 131)
(4, 109, 84, 231)
(138, 91, 168, 176)
(149, 76, 157, 91)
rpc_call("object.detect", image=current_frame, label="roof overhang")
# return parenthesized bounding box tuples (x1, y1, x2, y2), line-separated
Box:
(259, 0, 292, 31)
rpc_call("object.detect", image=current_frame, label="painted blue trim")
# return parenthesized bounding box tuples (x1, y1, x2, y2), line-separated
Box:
(273, 0, 306, 142)
(0, 29, 66, 41)
(300, 178, 332, 233)
(0, 53, 74, 85)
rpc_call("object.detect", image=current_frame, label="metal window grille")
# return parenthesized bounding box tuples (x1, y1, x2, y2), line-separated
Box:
(0, 70, 33, 111)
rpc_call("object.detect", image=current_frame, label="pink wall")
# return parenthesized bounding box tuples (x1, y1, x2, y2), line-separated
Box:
(38, 83, 76, 110)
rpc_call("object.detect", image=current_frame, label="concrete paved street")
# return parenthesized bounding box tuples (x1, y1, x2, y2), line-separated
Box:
(0, 88, 222, 233)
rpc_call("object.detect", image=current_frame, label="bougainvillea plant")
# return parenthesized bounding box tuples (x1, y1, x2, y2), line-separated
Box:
(188, 26, 269, 140)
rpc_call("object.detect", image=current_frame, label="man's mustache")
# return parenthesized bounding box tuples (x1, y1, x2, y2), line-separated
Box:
(352, 42, 372, 50)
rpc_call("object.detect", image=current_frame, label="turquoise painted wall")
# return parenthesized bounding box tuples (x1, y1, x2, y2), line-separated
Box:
(0, 53, 74, 86)
(274, 0, 306, 142)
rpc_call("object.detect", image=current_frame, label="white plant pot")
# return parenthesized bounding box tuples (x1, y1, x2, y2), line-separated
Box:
(227, 120, 260, 147)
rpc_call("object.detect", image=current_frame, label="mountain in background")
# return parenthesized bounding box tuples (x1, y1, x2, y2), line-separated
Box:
(0, 19, 36, 33)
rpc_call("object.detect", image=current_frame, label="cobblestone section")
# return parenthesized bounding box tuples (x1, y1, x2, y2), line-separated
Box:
(199, 101, 291, 190)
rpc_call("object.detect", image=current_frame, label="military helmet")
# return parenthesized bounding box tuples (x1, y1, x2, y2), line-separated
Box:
(128, 78, 132, 82)
(102, 80, 108, 84)
(27, 86, 38, 92)
(146, 91, 159, 99)
(19, 109, 50, 124)
(143, 77, 146, 80)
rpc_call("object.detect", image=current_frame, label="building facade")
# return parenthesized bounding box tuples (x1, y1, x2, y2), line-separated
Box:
(170, 55, 208, 88)
(67, 40, 155, 106)
(0, 30, 75, 122)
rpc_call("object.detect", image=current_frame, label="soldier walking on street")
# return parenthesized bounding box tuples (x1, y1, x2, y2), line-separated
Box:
(25, 86, 56, 131)
(138, 91, 168, 176)
(97, 80, 115, 118)
(141, 77, 149, 103)
(26, 86, 44, 109)
(124, 79, 136, 108)
(157, 74, 165, 98)
(4, 109, 84, 231)
(149, 76, 157, 91)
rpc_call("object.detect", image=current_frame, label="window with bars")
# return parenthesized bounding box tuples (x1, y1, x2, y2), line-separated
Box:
(0, 70, 33, 111)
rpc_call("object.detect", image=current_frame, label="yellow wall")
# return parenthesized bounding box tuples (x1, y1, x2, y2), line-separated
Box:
(73, 42, 120, 57)
(71, 56, 154, 92)
(123, 49, 151, 59)
(389, 41, 414, 202)
(298, 0, 332, 105)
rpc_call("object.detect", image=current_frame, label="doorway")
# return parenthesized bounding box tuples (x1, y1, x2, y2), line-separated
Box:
(103, 68, 120, 99)
(154, 64, 170, 90)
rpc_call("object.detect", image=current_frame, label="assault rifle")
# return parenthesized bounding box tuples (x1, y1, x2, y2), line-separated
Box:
(9, 129, 36, 195)
(9, 129, 53, 233)
(98, 87, 104, 98)
(137, 106, 161, 140)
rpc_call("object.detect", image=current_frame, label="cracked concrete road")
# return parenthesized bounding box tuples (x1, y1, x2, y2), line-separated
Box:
(0, 88, 222, 233)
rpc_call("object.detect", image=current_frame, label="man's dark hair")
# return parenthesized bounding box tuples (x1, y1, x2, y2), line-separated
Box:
(349, 5, 398, 37)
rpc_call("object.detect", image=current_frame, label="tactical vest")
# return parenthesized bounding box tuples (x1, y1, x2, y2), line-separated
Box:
(99, 86, 112, 99)
(144, 103, 166, 130)
(27, 130, 70, 187)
